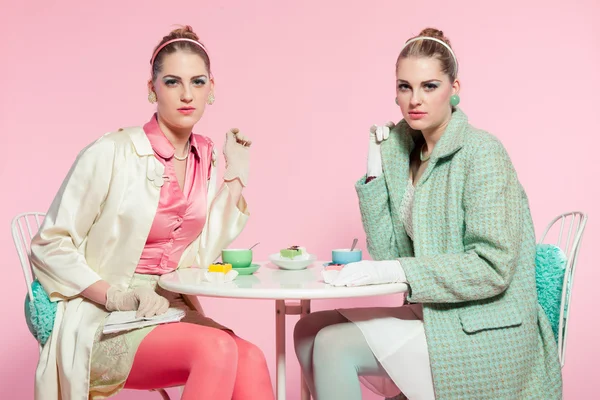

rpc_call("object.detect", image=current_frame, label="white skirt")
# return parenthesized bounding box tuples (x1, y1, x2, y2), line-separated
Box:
(338, 304, 435, 400)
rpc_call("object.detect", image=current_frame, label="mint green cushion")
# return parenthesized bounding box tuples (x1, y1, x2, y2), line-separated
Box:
(535, 244, 567, 341)
(24, 280, 56, 346)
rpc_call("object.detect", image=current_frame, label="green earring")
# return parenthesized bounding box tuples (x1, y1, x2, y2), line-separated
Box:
(450, 94, 460, 107)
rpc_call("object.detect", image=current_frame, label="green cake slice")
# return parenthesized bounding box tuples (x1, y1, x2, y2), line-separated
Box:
(280, 245, 304, 259)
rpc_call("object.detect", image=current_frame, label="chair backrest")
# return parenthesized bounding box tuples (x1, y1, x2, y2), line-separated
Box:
(11, 212, 46, 352)
(11, 212, 46, 302)
(538, 211, 588, 367)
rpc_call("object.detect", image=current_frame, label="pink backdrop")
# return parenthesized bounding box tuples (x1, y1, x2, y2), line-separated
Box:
(2, 0, 598, 398)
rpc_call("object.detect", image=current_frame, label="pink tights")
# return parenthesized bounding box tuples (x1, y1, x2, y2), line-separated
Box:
(124, 322, 274, 400)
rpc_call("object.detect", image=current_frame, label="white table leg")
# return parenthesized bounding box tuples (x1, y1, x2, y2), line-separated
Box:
(276, 299, 312, 400)
(300, 300, 311, 400)
(276, 300, 286, 400)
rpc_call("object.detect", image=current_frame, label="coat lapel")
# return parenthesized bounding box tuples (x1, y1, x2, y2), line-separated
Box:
(416, 108, 469, 187)
(380, 120, 415, 256)
(381, 119, 413, 213)
(113, 127, 162, 287)
(129, 126, 155, 156)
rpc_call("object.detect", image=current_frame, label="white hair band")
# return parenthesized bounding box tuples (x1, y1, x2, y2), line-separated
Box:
(400, 36, 458, 74)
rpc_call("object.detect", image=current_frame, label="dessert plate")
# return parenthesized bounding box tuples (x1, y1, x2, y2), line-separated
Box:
(269, 253, 316, 270)
(322, 262, 345, 271)
(323, 262, 345, 267)
(233, 263, 261, 276)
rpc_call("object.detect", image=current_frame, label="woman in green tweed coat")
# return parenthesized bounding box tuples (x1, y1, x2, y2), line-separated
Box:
(294, 27, 562, 399)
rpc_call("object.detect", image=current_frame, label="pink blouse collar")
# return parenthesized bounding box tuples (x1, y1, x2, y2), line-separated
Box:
(143, 114, 200, 160)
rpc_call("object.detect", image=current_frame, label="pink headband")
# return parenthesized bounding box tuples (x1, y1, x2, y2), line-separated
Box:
(150, 38, 210, 73)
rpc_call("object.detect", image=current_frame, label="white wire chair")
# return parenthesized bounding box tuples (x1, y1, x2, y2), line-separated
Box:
(12, 211, 45, 354)
(11, 211, 172, 400)
(538, 211, 588, 367)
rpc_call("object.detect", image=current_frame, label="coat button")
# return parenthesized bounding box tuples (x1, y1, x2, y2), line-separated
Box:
(153, 176, 164, 187)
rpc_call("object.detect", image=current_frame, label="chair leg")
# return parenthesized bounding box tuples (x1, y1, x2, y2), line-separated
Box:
(153, 388, 171, 400)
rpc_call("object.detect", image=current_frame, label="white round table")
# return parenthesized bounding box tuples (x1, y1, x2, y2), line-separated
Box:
(159, 261, 408, 400)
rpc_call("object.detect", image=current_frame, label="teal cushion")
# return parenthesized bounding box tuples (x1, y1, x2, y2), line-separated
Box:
(24, 280, 56, 346)
(535, 244, 567, 341)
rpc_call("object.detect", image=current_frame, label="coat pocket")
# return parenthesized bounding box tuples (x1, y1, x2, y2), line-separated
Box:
(458, 300, 522, 334)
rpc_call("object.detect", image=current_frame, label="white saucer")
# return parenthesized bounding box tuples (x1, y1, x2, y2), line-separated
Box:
(269, 253, 316, 270)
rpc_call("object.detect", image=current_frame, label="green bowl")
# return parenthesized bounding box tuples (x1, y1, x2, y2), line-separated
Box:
(222, 249, 253, 269)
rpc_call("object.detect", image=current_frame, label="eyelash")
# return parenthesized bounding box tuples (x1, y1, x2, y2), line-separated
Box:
(164, 79, 207, 87)
(397, 83, 440, 92)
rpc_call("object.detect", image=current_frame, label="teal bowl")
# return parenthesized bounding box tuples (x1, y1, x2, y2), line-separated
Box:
(222, 249, 253, 269)
(332, 249, 362, 264)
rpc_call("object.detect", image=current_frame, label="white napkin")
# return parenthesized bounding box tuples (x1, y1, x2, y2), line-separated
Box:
(322, 269, 341, 284)
(323, 260, 406, 287)
(203, 270, 239, 283)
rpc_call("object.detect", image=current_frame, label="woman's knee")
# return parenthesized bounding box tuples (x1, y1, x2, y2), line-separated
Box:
(313, 324, 348, 360)
(187, 328, 239, 368)
(293, 310, 345, 349)
(235, 338, 268, 369)
(294, 311, 333, 341)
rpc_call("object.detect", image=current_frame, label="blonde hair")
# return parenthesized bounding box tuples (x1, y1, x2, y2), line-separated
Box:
(396, 28, 457, 81)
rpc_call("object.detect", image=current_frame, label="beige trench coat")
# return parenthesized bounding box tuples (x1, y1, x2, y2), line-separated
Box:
(30, 126, 249, 400)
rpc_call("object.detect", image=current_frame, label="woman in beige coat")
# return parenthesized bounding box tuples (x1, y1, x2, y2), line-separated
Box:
(30, 26, 274, 400)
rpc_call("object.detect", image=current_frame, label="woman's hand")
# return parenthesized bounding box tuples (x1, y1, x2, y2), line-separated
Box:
(223, 128, 251, 187)
(367, 122, 394, 178)
(105, 286, 170, 318)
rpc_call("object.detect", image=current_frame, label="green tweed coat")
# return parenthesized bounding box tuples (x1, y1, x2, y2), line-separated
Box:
(355, 109, 562, 399)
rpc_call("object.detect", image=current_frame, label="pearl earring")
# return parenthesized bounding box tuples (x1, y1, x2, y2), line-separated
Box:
(207, 92, 215, 105)
(148, 91, 157, 104)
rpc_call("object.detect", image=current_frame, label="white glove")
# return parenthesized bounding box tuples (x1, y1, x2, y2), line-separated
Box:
(367, 122, 394, 177)
(223, 128, 252, 187)
(330, 260, 406, 287)
(105, 286, 170, 318)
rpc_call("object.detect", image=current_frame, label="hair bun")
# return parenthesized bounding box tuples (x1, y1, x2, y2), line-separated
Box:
(418, 27, 451, 47)
(419, 27, 443, 38)
(168, 25, 200, 41)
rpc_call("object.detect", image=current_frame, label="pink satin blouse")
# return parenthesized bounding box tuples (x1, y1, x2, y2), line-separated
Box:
(135, 114, 213, 274)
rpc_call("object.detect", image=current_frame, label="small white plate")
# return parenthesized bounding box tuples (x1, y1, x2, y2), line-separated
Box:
(269, 253, 316, 270)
